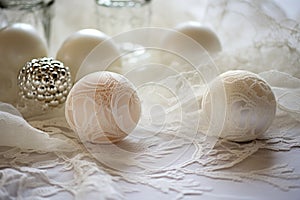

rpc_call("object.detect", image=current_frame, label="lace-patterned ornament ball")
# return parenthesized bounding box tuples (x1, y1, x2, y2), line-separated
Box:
(65, 71, 141, 144)
(202, 70, 276, 142)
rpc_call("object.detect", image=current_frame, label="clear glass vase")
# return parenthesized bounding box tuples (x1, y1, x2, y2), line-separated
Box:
(95, 0, 152, 36)
(0, 0, 55, 43)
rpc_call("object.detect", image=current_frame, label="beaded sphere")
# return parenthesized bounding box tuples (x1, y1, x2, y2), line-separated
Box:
(18, 57, 72, 111)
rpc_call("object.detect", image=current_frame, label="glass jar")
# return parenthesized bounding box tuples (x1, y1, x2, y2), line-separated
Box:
(95, 0, 152, 36)
(0, 0, 55, 43)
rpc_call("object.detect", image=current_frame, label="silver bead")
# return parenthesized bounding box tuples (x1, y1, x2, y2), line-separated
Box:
(55, 93, 63, 100)
(62, 90, 69, 96)
(33, 80, 40, 87)
(49, 100, 59, 107)
(58, 85, 64, 92)
(37, 94, 45, 101)
(37, 86, 46, 94)
(26, 92, 34, 99)
(47, 85, 57, 94)
(45, 94, 54, 102)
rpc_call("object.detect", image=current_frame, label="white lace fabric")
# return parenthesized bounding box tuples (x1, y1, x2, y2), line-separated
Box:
(1, 0, 300, 199)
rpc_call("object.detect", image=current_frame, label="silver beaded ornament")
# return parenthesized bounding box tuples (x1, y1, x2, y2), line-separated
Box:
(18, 57, 72, 111)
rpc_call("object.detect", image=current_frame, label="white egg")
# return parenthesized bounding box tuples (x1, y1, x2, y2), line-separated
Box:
(202, 70, 276, 142)
(0, 23, 47, 104)
(174, 21, 222, 54)
(65, 71, 141, 144)
(56, 29, 122, 82)
(160, 22, 221, 69)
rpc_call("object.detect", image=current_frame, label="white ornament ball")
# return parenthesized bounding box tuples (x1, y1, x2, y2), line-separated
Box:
(0, 23, 47, 104)
(56, 29, 121, 82)
(174, 21, 222, 54)
(202, 70, 276, 142)
(65, 71, 141, 144)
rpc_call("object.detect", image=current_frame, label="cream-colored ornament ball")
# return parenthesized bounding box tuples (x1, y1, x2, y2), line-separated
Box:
(65, 71, 141, 144)
(174, 21, 222, 54)
(0, 23, 47, 104)
(56, 29, 121, 82)
(202, 70, 276, 142)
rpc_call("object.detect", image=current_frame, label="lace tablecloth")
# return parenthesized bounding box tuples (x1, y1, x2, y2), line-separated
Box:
(1, 0, 300, 200)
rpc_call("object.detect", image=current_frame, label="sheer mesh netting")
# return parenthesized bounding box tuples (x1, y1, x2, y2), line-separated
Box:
(1, 0, 300, 199)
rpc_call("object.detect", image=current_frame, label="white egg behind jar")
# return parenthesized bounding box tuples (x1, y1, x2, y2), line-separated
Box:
(174, 21, 222, 54)
(0, 23, 48, 105)
(56, 29, 122, 82)
(160, 21, 222, 69)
